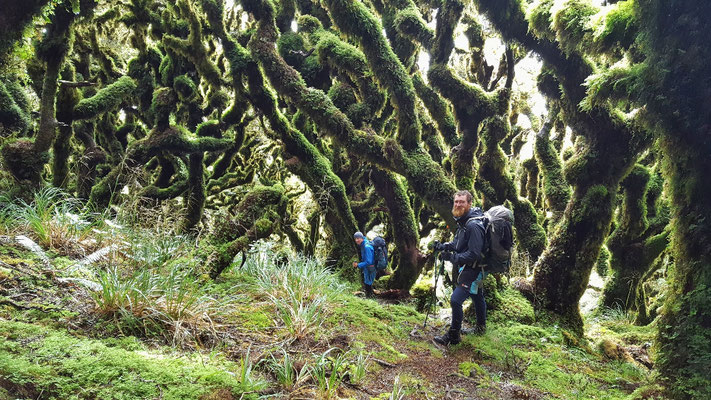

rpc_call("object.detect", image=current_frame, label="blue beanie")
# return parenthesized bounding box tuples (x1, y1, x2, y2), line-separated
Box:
(353, 231, 365, 239)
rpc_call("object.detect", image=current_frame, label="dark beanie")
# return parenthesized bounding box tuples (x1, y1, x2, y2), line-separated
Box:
(353, 231, 365, 239)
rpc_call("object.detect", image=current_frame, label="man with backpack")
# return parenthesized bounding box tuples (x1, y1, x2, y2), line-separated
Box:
(432, 190, 488, 345)
(353, 231, 376, 298)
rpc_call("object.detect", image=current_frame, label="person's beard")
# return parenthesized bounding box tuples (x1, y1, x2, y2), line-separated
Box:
(452, 205, 468, 218)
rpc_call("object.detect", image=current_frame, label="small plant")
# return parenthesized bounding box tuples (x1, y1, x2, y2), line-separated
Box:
(310, 348, 348, 399)
(9, 187, 104, 255)
(348, 350, 369, 385)
(389, 375, 408, 400)
(236, 348, 268, 393)
(267, 349, 309, 390)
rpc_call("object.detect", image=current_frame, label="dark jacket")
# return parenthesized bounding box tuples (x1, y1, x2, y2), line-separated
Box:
(443, 207, 487, 287)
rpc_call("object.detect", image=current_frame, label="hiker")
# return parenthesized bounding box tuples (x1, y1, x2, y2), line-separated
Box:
(433, 190, 488, 345)
(353, 231, 376, 298)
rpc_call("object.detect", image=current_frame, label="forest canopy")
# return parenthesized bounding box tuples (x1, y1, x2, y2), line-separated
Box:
(0, 0, 709, 398)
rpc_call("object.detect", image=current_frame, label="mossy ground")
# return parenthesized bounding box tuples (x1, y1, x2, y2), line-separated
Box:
(0, 228, 657, 399)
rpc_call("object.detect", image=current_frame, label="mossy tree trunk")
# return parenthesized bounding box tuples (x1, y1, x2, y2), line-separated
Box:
(534, 115, 571, 229)
(631, 1, 711, 396)
(474, 0, 650, 332)
(371, 168, 426, 290)
(602, 164, 670, 314)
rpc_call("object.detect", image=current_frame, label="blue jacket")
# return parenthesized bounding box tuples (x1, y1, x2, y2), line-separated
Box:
(357, 240, 374, 269)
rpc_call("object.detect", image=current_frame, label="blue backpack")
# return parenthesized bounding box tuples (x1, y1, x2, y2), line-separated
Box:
(371, 236, 388, 270)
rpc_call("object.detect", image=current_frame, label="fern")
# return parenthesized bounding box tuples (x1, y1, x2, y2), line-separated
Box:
(15, 235, 50, 266)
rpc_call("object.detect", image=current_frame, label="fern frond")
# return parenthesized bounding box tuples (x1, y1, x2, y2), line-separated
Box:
(15, 235, 50, 266)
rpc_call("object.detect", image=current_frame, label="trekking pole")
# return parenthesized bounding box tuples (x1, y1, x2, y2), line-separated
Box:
(423, 251, 443, 329)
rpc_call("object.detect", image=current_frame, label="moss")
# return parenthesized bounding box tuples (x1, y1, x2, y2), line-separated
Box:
(73, 76, 137, 120)
(0, 80, 30, 135)
(412, 73, 458, 147)
(162, 1, 222, 88)
(0, 320, 265, 399)
(591, 0, 638, 55)
(527, 0, 556, 42)
(173, 74, 197, 102)
(0, 138, 48, 184)
(321, 0, 422, 149)
(596, 245, 610, 277)
(551, 0, 598, 56)
(534, 119, 571, 225)
(458, 361, 486, 378)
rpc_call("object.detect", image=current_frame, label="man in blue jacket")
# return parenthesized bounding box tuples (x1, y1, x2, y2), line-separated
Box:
(433, 190, 488, 345)
(353, 231, 376, 298)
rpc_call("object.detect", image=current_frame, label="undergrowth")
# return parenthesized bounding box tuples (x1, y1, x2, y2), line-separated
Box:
(0, 191, 662, 399)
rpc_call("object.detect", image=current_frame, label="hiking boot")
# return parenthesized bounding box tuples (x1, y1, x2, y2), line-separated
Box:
(365, 285, 375, 298)
(433, 328, 461, 345)
(462, 325, 486, 336)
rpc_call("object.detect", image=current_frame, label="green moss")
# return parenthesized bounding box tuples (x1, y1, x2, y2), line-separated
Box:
(488, 286, 536, 325)
(0, 80, 30, 135)
(527, 0, 556, 42)
(591, 0, 638, 54)
(0, 138, 48, 184)
(596, 245, 610, 277)
(73, 76, 137, 120)
(321, 0, 422, 149)
(0, 320, 266, 399)
(172, 74, 197, 101)
(551, 0, 598, 56)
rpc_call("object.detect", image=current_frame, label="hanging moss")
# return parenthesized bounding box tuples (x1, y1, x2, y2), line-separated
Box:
(595, 245, 610, 277)
(172, 74, 197, 102)
(526, 0, 556, 42)
(590, 0, 638, 55)
(162, 0, 223, 88)
(73, 76, 137, 120)
(551, 0, 598, 56)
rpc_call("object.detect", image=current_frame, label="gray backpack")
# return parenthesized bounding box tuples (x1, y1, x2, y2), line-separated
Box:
(469, 206, 514, 274)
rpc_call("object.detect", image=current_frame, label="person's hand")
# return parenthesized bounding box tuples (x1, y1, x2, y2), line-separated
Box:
(433, 240, 445, 251)
(439, 251, 455, 262)
(353, 262, 358, 268)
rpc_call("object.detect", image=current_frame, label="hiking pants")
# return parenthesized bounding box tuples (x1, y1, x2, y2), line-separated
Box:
(362, 266, 376, 285)
(450, 285, 486, 331)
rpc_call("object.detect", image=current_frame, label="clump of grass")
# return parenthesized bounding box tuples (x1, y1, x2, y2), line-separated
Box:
(240, 241, 345, 341)
(90, 262, 230, 347)
(8, 187, 105, 256)
(266, 349, 310, 390)
(348, 350, 369, 385)
(310, 348, 348, 399)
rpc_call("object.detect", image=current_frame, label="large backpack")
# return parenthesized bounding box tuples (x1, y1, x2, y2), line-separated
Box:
(371, 236, 388, 270)
(469, 206, 514, 274)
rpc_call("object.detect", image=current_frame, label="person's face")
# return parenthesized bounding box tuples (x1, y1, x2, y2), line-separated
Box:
(452, 194, 471, 218)
(355, 237, 364, 246)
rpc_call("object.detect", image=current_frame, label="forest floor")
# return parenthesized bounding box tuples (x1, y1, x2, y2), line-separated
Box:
(0, 232, 663, 400)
